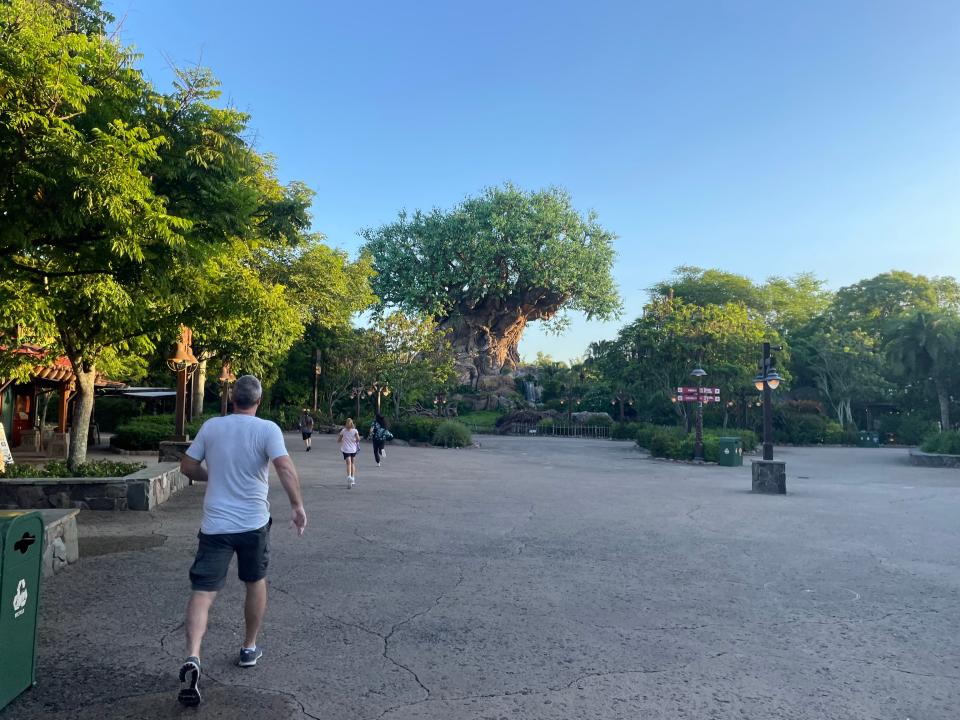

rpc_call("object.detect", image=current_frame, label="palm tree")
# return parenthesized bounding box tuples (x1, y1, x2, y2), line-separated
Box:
(886, 312, 960, 431)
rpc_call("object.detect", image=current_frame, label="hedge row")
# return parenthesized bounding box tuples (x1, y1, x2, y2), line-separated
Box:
(5, 460, 145, 478)
(635, 424, 758, 462)
(111, 414, 216, 451)
(921, 431, 960, 455)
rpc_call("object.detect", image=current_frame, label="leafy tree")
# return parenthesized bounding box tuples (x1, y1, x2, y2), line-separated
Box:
(832, 271, 960, 338)
(0, 2, 312, 466)
(796, 324, 889, 428)
(651, 266, 765, 310)
(362, 184, 621, 384)
(373, 311, 455, 418)
(886, 312, 960, 430)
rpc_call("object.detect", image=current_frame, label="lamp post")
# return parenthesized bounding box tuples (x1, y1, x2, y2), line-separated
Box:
(370, 381, 390, 414)
(433, 391, 447, 417)
(750, 342, 787, 494)
(691, 366, 707, 461)
(350, 385, 365, 418)
(167, 326, 199, 441)
(218, 362, 236, 416)
(559, 383, 580, 423)
(753, 342, 783, 461)
(312, 349, 321, 414)
(611, 391, 634, 422)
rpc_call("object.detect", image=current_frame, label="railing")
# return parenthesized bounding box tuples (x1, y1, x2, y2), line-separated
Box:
(504, 422, 611, 439)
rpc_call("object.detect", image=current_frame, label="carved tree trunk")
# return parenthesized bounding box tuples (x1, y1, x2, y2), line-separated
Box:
(936, 381, 951, 430)
(67, 364, 96, 470)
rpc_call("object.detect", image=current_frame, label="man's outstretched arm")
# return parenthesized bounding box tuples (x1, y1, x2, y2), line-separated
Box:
(273, 455, 307, 535)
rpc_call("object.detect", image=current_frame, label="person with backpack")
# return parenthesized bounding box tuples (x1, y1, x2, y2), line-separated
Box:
(369, 412, 393, 466)
(298, 408, 315, 452)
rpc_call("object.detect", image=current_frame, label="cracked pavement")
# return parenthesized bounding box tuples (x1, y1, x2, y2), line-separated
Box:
(3, 437, 960, 719)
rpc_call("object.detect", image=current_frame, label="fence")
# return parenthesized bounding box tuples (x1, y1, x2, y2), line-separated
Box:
(464, 422, 611, 439)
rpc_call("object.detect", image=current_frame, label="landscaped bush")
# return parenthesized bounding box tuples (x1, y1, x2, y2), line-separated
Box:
(611, 422, 642, 440)
(4, 460, 145, 478)
(432, 420, 473, 448)
(95, 397, 142, 432)
(879, 415, 939, 446)
(391, 416, 442, 443)
(111, 414, 218, 450)
(636, 424, 757, 461)
(921, 431, 960, 455)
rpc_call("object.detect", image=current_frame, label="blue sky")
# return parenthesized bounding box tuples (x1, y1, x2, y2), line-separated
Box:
(114, 0, 960, 362)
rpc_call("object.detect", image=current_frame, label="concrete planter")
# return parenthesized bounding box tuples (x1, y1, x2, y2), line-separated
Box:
(0, 462, 191, 511)
(909, 449, 960, 468)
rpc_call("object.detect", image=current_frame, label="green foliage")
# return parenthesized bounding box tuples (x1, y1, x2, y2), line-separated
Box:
(4, 460, 144, 478)
(879, 415, 939, 446)
(95, 397, 142, 432)
(611, 422, 642, 440)
(921, 431, 960, 455)
(635, 424, 757, 461)
(391, 416, 443, 443)
(432, 420, 473, 448)
(363, 184, 621, 323)
(111, 413, 218, 450)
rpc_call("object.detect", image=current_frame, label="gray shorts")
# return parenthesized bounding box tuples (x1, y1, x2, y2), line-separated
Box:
(189, 519, 271, 591)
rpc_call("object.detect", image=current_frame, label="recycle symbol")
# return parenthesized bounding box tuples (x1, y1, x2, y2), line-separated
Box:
(13, 579, 28, 612)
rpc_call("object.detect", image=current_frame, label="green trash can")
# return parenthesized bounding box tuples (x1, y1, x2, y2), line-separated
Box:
(0, 511, 44, 711)
(718, 437, 743, 466)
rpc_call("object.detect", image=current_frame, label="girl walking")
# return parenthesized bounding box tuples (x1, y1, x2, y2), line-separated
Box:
(369, 413, 393, 466)
(338, 418, 361, 488)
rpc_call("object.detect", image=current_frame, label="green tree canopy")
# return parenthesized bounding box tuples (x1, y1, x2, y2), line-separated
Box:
(362, 184, 621, 382)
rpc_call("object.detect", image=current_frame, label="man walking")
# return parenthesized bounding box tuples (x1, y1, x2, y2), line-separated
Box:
(298, 407, 315, 451)
(176, 375, 307, 706)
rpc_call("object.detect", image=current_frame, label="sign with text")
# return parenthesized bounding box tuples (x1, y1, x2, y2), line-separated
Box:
(674, 387, 721, 404)
(0, 422, 13, 466)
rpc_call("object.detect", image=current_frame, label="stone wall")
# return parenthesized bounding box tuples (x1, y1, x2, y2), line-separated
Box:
(909, 449, 960, 468)
(41, 509, 79, 576)
(0, 463, 191, 511)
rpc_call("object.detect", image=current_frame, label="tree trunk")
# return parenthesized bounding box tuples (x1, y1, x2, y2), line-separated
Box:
(937, 382, 951, 430)
(440, 310, 528, 384)
(191, 357, 208, 420)
(68, 365, 97, 470)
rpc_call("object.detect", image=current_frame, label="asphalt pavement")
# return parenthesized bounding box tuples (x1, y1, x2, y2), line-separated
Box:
(3, 434, 959, 719)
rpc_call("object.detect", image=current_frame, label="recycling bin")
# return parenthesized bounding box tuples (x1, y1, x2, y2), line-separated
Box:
(0, 511, 44, 711)
(718, 437, 743, 467)
(857, 430, 880, 447)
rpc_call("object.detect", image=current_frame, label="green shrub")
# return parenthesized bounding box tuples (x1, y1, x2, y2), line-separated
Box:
(636, 424, 757, 460)
(611, 422, 641, 440)
(880, 415, 939, 446)
(823, 421, 844, 444)
(921, 430, 960, 455)
(112, 414, 218, 450)
(392, 416, 442, 443)
(95, 397, 141, 432)
(432, 420, 473, 448)
(4, 460, 145, 478)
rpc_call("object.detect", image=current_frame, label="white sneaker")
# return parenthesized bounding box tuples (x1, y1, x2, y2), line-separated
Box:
(377, 462, 381, 467)
(349, 476, 355, 488)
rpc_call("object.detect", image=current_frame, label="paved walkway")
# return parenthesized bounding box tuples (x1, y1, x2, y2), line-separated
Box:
(4, 435, 960, 719)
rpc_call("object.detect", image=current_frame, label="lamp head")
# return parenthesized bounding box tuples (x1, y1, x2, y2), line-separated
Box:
(691, 367, 707, 378)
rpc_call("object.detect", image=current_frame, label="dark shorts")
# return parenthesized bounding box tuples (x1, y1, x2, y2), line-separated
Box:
(302, 430, 313, 439)
(342, 451, 357, 459)
(189, 519, 271, 591)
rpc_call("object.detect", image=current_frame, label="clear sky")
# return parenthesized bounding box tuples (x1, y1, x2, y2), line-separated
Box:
(113, 0, 960, 362)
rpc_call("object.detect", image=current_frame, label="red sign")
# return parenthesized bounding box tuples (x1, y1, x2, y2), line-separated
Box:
(674, 387, 721, 403)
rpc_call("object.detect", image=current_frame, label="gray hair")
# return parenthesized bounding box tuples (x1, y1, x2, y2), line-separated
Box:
(233, 375, 263, 409)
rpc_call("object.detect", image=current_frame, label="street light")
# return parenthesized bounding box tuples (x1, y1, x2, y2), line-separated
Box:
(753, 343, 783, 461)
(218, 362, 236, 416)
(167, 325, 199, 442)
(691, 366, 706, 461)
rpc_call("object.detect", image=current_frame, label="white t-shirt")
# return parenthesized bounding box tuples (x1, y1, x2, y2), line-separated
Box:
(186, 414, 289, 535)
(339, 428, 360, 454)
